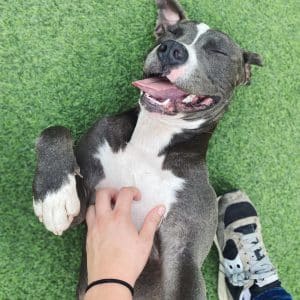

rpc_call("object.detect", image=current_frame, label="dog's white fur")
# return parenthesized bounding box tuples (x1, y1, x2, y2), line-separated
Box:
(94, 108, 206, 229)
(192, 23, 210, 46)
(33, 174, 80, 235)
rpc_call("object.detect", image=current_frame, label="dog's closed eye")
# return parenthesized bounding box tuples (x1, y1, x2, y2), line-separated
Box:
(208, 49, 228, 56)
(203, 40, 229, 56)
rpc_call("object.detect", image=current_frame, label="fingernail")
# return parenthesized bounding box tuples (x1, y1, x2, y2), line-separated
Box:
(157, 206, 166, 217)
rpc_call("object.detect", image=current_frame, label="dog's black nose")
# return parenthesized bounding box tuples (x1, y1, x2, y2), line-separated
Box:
(157, 40, 188, 66)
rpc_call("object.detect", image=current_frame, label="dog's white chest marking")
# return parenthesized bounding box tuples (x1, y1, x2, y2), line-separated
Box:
(95, 108, 205, 229)
(96, 140, 183, 229)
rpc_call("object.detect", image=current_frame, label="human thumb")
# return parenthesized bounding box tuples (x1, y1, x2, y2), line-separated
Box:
(139, 205, 166, 244)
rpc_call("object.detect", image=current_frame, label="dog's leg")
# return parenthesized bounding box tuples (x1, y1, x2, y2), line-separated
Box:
(134, 257, 163, 300)
(159, 186, 217, 300)
(33, 108, 139, 235)
(160, 241, 205, 300)
(33, 126, 87, 235)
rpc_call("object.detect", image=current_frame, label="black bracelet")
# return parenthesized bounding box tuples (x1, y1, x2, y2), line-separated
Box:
(85, 278, 134, 296)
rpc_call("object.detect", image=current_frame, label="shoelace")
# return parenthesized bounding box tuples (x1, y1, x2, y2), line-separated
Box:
(228, 270, 250, 287)
(221, 232, 278, 287)
(241, 232, 278, 284)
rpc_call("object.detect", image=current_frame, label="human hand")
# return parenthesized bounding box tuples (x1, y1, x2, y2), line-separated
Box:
(86, 187, 166, 287)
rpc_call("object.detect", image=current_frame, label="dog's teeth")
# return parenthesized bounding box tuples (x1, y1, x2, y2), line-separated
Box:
(146, 93, 155, 102)
(145, 93, 170, 105)
(182, 95, 194, 103)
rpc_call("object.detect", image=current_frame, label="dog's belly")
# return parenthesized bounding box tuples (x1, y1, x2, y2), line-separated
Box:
(94, 140, 185, 229)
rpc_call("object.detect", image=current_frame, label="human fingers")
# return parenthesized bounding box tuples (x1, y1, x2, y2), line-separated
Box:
(139, 205, 166, 246)
(95, 188, 118, 217)
(114, 187, 141, 215)
(86, 204, 96, 229)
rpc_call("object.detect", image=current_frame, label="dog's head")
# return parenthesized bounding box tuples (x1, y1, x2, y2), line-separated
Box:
(133, 0, 262, 122)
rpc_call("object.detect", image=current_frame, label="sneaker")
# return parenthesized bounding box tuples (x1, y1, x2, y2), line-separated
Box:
(214, 190, 279, 300)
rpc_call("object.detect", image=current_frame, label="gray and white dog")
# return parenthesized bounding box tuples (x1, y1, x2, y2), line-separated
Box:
(33, 0, 262, 299)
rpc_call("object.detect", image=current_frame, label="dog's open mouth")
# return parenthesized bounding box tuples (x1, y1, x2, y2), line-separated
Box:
(132, 77, 220, 114)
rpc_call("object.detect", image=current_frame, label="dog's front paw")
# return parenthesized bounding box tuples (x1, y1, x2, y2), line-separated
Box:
(33, 174, 80, 235)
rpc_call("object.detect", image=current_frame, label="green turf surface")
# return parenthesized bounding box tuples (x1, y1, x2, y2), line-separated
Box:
(0, 0, 299, 299)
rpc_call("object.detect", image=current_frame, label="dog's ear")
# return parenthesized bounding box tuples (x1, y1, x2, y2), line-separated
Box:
(242, 51, 263, 85)
(155, 0, 186, 38)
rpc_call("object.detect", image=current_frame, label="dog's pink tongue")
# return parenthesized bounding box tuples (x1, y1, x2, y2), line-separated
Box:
(132, 77, 188, 100)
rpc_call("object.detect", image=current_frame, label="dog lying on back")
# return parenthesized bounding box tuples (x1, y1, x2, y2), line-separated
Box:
(33, 1, 262, 299)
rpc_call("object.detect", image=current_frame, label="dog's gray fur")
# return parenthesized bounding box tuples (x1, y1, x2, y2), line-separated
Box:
(33, 1, 262, 299)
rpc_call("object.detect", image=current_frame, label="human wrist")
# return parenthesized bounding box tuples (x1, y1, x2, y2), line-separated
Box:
(88, 268, 137, 287)
(85, 282, 132, 300)
(88, 276, 136, 288)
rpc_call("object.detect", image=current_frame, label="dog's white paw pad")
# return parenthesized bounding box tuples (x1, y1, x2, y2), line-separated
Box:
(33, 175, 80, 235)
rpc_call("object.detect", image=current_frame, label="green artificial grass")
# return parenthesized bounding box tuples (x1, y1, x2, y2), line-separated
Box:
(0, 0, 299, 299)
